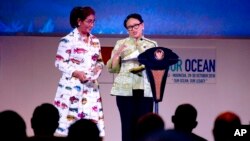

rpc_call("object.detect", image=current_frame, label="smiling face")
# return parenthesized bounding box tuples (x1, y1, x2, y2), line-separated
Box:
(77, 14, 95, 36)
(126, 18, 144, 39)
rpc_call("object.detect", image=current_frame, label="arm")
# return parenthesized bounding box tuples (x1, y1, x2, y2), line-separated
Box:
(106, 41, 126, 73)
(55, 38, 76, 78)
(55, 38, 87, 81)
(90, 48, 105, 80)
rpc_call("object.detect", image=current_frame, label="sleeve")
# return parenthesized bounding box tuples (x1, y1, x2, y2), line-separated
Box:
(149, 40, 158, 48)
(96, 42, 105, 69)
(106, 41, 121, 73)
(89, 41, 105, 80)
(55, 38, 76, 78)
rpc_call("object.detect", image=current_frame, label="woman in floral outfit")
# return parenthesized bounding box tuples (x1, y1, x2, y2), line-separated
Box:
(53, 6, 105, 137)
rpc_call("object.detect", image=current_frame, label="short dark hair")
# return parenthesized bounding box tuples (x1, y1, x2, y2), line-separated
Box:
(213, 111, 241, 141)
(70, 6, 95, 28)
(123, 13, 144, 29)
(31, 103, 59, 135)
(174, 103, 197, 122)
(68, 119, 100, 141)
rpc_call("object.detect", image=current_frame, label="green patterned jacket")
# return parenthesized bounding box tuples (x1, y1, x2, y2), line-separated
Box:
(107, 37, 158, 97)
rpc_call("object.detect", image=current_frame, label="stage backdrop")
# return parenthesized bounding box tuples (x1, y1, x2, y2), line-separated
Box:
(0, 36, 250, 141)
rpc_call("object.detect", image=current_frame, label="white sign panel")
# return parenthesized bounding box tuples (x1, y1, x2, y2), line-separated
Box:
(167, 47, 216, 84)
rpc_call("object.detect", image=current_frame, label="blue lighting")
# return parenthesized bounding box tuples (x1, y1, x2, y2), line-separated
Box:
(0, 0, 249, 37)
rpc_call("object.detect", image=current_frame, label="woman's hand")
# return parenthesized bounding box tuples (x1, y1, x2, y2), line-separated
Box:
(92, 65, 102, 75)
(114, 44, 127, 58)
(72, 70, 88, 82)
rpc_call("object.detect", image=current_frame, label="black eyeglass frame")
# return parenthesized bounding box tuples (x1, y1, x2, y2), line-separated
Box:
(126, 22, 142, 31)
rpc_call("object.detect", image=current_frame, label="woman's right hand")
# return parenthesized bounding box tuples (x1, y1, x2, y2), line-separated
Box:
(72, 70, 87, 82)
(114, 44, 127, 58)
(110, 44, 127, 71)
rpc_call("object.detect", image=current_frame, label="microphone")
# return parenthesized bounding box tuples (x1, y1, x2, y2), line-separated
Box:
(129, 38, 156, 74)
(140, 37, 157, 47)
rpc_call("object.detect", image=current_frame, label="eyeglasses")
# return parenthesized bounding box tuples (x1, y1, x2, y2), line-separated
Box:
(84, 19, 95, 25)
(127, 23, 141, 31)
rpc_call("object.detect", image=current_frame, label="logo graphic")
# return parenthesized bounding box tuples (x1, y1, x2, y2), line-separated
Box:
(154, 49, 164, 60)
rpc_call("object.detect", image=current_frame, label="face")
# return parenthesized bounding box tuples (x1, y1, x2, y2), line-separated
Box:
(78, 14, 95, 35)
(126, 18, 144, 39)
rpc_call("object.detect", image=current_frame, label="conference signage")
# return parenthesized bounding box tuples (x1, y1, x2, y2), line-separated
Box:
(167, 47, 216, 84)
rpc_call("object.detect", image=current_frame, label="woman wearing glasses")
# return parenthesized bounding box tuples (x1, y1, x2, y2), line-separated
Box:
(107, 13, 158, 141)
(53, 6, 105, 138)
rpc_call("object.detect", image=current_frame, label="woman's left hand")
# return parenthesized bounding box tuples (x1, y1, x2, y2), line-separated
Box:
(92, 65, 102, 75)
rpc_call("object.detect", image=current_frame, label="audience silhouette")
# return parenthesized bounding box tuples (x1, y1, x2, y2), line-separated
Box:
(0, 110, 27, 141)
(28, 103, 66, 141)
(134, 112, 165, 141)
(2, 103, 247, 141)
(171, 103, 207, 141)
(212, 111, 242, 141)
(67, 118, 101, 141)
(144, 129, 195, 141)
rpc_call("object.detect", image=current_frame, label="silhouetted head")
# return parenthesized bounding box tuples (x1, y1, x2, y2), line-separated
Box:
(135, 112, 165, 141)
(0, 110, 27, 140)
(213, 111, 241, 141)
(68, 119, 101, 141)
(172, 103, 198, 132)
(31, 103, 60, 136)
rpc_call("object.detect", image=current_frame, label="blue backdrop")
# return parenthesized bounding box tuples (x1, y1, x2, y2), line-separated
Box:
(0, 0, 250, 37)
